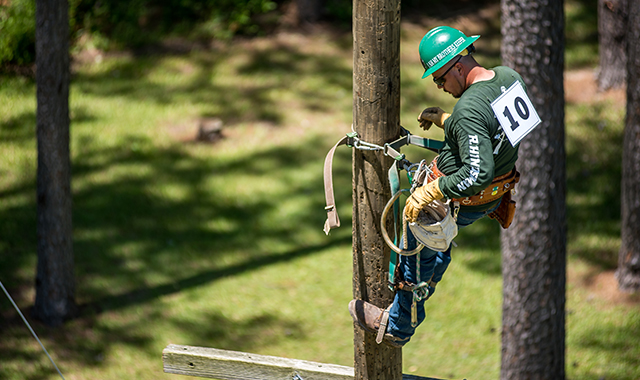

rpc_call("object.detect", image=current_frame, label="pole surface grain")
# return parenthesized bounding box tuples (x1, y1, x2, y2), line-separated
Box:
(352, 0, 402, 379)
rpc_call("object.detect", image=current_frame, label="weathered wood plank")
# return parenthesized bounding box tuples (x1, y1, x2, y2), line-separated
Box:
(163, 344, 353, 380)
(162, 345, 447, 380)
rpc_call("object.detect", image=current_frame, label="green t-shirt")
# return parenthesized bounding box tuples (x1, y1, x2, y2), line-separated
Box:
(437, 66, 524, 211)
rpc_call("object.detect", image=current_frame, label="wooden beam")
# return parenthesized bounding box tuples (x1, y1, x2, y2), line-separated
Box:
(162, 345, 447, 380)
(163, 344, 353, 380)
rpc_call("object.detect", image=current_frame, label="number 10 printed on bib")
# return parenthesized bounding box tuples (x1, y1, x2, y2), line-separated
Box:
(490, 80, 541, 147)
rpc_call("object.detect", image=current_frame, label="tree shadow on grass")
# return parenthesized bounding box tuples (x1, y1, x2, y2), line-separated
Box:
(0, 125, 354, 378)
(565, 101, 623, 270)
(0, 110, 36, 144)
(67, 136, 351, 296)
(569, 311, 640, 379)
(83, 237, 350, 315)
(72, 38, 354, 128)
(1, 25, 357, 313)
(0, 307, 306, 380)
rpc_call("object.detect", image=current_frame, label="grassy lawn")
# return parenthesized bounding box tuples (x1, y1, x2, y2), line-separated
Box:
(1, 1, 639, 379)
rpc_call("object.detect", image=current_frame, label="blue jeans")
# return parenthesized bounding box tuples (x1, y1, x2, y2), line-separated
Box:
(386, 204, 499, 342)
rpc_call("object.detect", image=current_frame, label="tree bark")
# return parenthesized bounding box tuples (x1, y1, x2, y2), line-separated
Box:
(500, 0, 566, 379)
(597, 0, 628, 91)
(352, 0, 402, 379)
(34, 0, 77, 326)
(616, 0, 640, 293)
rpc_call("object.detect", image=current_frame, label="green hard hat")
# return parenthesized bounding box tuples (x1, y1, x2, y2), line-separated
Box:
(419, 26, 480, 79)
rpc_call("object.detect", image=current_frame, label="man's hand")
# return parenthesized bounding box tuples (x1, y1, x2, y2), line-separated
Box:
(404, 177, 445, 223)
(418, 107, 451, 130)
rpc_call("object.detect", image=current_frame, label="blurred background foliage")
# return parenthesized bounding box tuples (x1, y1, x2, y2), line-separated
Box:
(2, 0, 280, 64)
(3, 0, 509, 66)
(0, 0, 36, 64)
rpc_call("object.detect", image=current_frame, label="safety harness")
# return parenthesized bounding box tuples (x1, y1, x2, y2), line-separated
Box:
(323, 127, 444, 235)
(323, 127, 451, 327)
(323, 126, 521, 328)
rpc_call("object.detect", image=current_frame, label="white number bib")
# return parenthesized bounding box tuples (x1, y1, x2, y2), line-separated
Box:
(490, 80, 541, 147)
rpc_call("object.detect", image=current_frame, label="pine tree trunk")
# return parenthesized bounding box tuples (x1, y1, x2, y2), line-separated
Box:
(616, 0, 640, 293)
(597, 0, 628, 91)
(352, 0, 402, 379)
(500, 0, 566, 378)
(34, 0, 77, 326)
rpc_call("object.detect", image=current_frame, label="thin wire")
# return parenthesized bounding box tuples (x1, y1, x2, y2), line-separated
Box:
(0, 280, 66, 380)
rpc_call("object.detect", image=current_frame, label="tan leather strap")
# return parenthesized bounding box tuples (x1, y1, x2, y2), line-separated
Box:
(323, 135, 350, 235)
(376, 305, 392, 345)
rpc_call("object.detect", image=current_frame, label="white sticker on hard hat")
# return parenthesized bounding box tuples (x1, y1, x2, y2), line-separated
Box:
(426, 37, 465, 68)
(490, 80, 541, 147)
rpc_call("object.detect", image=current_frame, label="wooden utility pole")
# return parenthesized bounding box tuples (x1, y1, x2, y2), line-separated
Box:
(352, 0, 402, 379)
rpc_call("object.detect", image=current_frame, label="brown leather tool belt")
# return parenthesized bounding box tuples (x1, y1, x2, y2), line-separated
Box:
(428, 156, 520, 207)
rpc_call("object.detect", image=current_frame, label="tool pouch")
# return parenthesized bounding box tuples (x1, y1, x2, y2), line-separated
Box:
(488, 190, 516, 229)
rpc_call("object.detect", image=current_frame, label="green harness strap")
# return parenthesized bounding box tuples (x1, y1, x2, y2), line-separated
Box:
(384, 132, 445, 161)
(385, 129, 444, 289)
(387, 161, 401, 288)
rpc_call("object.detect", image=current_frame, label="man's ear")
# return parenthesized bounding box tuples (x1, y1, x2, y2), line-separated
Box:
(454, 61, 464, 76)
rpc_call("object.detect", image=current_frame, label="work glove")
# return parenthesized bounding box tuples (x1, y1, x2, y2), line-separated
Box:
(404, 177, 445, 223)
(418, 107, 451, 130)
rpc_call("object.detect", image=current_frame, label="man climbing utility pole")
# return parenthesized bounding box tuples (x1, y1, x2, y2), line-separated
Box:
(351, 0, 402, 379)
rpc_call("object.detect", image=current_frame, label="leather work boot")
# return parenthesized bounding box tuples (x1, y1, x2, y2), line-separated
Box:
(348, 299, 408, 348)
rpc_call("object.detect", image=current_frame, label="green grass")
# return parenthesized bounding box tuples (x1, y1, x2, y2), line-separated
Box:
(2, 3, 639, 380)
